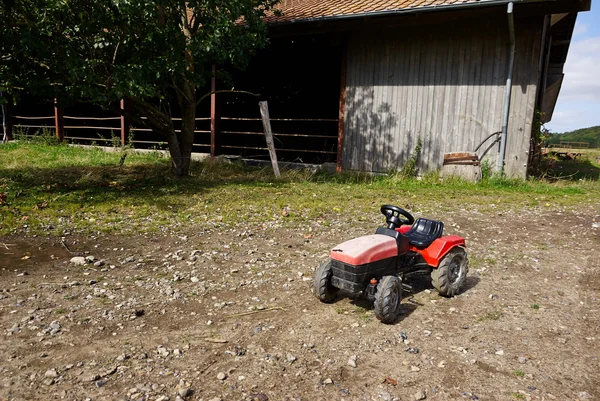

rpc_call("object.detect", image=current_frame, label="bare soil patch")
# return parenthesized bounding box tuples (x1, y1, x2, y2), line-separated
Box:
(1, 206, 599, 401)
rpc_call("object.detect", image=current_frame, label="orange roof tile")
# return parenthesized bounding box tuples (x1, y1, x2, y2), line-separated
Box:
(265, 0, 507, 23)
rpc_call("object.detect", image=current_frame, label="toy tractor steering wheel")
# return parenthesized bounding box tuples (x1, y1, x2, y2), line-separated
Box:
(381, 204, 415, 229)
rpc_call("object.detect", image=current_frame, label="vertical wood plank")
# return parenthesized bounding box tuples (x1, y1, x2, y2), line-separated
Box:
(337, 40, 348, 173)
(258, 101, 280, 178)
(54, 98, 64, 142)
(210, 64, 219, 160)
(120, 99, 129, 147)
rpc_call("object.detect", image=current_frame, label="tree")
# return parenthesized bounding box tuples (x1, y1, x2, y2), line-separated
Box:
(0, 0, 279, 175)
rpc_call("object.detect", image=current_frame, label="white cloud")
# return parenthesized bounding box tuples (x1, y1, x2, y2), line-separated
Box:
(559, 37, 600, 103)
(573, 22, 589, 37)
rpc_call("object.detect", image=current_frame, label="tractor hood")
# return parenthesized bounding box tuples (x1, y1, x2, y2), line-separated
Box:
(330, 234, 398, 266)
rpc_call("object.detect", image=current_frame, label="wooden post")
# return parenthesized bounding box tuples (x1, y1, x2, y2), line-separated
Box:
(1, 94, 12, 141)
(120, 99, 129, 146)
(210, 65, 220, 160)
(54, 98, 64, 142)
(258, 101, 281, 178)
(336, 41, 348, 173)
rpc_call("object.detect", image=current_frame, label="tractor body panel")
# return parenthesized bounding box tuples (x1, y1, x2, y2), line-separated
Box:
(330, 257, 397, 293)
(330, 234, 398, 265)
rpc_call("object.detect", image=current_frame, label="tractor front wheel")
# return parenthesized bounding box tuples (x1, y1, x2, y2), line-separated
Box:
(431, 247, 469, 297)
(374, 276, 403, 324)
(313, 260, 337, 303)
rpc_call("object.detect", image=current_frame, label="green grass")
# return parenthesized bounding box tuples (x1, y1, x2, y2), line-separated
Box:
(530, 304, 540, 310)
(513, 369, 525, 377)
(1, 142, 599, 236)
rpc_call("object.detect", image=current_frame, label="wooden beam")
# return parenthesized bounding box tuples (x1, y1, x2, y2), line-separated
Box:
(259, 101, 281, 178)
(54, 98, 64, 142)
(120, 99, 129, 146)
(210, 64, 220, 160)
(336, 40, 348, 173)
(2, 96, 12, 141)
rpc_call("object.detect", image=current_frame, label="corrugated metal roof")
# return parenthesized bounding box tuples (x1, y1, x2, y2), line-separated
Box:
(265, 0, 509, 23)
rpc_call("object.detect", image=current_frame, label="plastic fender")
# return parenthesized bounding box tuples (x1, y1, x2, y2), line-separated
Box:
(413, 236, 466, 267)
(330, 234, 398, 266)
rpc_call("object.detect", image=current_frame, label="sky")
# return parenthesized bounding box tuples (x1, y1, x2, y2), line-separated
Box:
(544, 3, 600, 134)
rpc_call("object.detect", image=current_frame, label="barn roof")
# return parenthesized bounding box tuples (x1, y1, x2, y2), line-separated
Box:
(266, 0, 520, 24)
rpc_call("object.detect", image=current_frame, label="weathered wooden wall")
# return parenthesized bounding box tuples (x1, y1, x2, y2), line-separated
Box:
(343, 15, 543, 177)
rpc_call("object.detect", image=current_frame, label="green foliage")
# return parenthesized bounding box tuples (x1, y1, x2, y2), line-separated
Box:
(546, 126, 600, 148)
(1, 0, 278, 104)
(400, 138, 422, 177)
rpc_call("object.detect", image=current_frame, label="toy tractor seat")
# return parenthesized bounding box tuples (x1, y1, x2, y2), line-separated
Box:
(403, 218, 444, 248)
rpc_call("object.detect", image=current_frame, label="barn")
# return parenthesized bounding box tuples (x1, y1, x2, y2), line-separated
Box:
(4, 0, 591, 178)
(244, 0, 591, 177)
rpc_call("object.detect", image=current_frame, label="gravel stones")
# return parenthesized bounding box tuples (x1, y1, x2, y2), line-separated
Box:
(216, 372, 227, 381)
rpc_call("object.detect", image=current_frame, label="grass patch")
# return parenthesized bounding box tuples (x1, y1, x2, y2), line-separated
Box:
(477, 310, 502, 322)
(513, 369, 525, 377)
(530, 304, 540, 310)
(1, 142, 599, 236)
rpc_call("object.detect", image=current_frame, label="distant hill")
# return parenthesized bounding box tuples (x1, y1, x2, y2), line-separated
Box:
(546, 126, 600, 148)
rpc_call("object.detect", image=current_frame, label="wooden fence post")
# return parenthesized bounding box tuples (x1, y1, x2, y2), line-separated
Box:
(258, 101, 281, 178)
(336, 41, 348, 173)
(1, 93, 12, 141)
(120, 99, 129, 146)
(210, 65, 220, 160)
(54, 98, 64, 142)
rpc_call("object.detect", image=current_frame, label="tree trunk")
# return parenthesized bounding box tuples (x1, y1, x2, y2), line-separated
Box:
(178, 82, 196, 176)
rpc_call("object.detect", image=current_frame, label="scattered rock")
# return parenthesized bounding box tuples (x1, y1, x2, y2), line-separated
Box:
(579, 392, 593, 399)
(322, 378, 333, 385)
(348, 355, 357, 368)
(70, 256, 87, 266)
(286, 353, 297, 363)
(414, 390, 427, 400)
(495, 350, 505, 356)
(44, 368, 58, 378)
(217, 372, 227, 381)
(518, 356, 527, 364)
(437, 360, 447, 368)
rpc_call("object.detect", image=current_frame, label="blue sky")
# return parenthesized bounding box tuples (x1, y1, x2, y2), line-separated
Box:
(544, 3, 600, 133)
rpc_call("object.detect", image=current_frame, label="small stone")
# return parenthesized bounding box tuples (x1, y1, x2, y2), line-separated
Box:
(495, 350, 505, 356)
(238, 375, 246, 381)
(85, 255, 96, 263)
(410, 366, 421, 372)
(208, 398, 222, 401)
(43, 378, 55, 386)
(44, 368, 59, 378)
(557, 337, 568, 344)
(155, 396, 169, 401)
(217, 372, 227, 380)
(518, 356, 527, 364)
(322, 378, 333, 385)
(578, 392, 593, 399)
(414, 390, 427, 400)
(177, 387, 191, 398)
(70, 256, 87, 266)
(93, 260, 105, 267)
(190, 277, 199, 283)
(286, 353, 297, 363)
(348, 355, 357, 368)
(437, 360, 447, 368)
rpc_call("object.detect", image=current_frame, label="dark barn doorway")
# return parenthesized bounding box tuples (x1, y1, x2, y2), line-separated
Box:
(219, 33, 343, 164)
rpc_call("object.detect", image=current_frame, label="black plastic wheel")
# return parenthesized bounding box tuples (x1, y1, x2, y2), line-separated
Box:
(313, 260, 337, 303)
(431, 247, 469, 297)
(374, 276, 403, 324)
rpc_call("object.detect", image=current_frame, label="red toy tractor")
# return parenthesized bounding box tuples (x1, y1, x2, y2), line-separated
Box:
(313, 205, 469, 323)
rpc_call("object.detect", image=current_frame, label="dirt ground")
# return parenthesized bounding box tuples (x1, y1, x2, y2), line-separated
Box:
(1, 205, 599, 401)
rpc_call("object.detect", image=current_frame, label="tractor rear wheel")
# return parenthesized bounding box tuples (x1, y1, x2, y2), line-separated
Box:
(313, 260, 337, 303)
(431, 247, 469, 297)
(374, 276, 403, 324)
